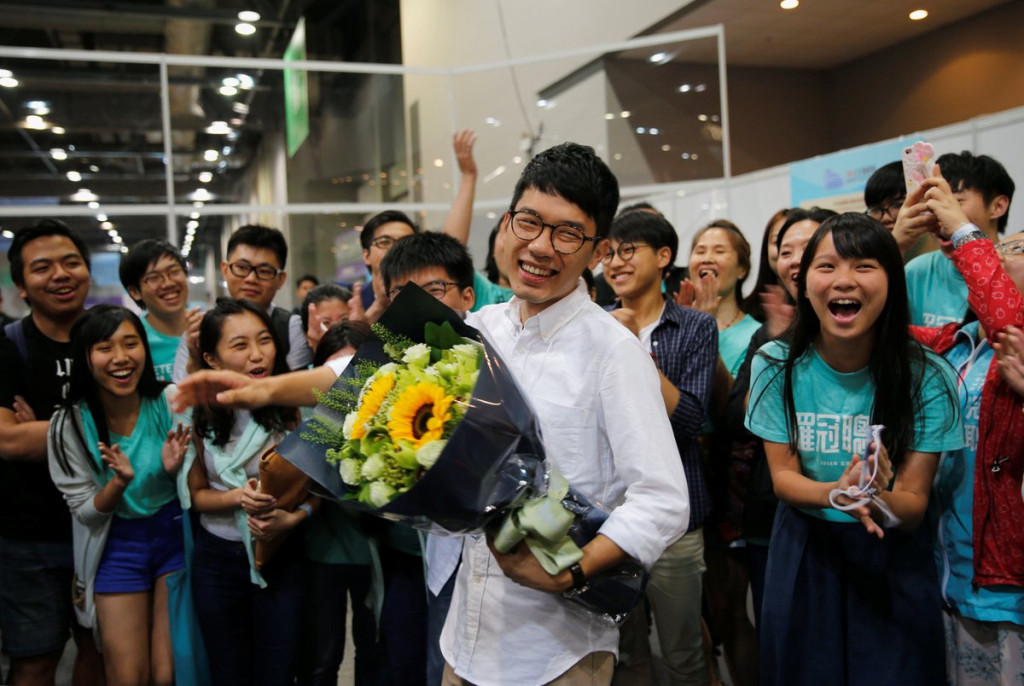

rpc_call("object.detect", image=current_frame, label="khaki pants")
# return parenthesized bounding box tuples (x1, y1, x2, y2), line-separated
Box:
(442, 651, 614, 685)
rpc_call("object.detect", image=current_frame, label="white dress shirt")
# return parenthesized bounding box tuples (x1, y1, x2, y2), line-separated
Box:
(440, 280, 689, 685)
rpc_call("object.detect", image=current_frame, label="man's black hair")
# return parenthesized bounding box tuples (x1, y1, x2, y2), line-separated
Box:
(296, 274, 319, 287)
(119, 239, 187, 308)
(936, 151, 1015, 232)
(359, 210, 418, 251)
(299, 283, 352, 333)
(226, 224, 288, 267)
(379, 232, 474, 292)
(608, 210, 678, 279)
(615, 201, 663, 219)
(510, 143, 620, 237)
(864, 161, 905, 209)
(8, 219, 91, 288)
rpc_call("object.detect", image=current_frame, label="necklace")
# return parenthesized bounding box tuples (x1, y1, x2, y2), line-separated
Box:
(718, 309, 743, 331)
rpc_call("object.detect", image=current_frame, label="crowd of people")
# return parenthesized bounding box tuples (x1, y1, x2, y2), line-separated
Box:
(0, 132, 1022, 686)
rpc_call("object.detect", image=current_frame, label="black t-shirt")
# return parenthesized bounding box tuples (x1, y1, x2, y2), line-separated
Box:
(0, 316, 74, 541)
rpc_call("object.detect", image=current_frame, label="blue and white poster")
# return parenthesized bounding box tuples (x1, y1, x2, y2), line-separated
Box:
(790, 139, 910, 212)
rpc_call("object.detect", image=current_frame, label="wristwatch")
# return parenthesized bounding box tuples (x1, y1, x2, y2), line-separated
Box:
(950, 223, 986, 250)
(567, 561, 587, 591)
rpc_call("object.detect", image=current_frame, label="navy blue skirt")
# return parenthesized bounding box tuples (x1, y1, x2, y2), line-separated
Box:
(760, 504, 945, 686)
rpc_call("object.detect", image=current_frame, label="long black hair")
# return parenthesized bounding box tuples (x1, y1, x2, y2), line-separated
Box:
(777, 213, 958, 467)
(743, 208, 791, 321)
(51, 306, 165, 476)
(192, 298, 296, 447)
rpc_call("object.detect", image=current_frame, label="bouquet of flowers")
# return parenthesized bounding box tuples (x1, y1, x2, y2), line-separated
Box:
(274, 285, 647, 621)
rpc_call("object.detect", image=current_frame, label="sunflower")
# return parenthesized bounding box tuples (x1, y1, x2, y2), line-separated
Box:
(350, 372, 395, 439)
(387, 381, 453, 448)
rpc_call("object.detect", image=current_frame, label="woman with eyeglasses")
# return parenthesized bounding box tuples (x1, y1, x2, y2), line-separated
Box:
(900, 176, 1024, 684)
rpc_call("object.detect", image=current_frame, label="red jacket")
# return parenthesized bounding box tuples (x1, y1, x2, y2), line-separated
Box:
(910, 239, 1024, 588)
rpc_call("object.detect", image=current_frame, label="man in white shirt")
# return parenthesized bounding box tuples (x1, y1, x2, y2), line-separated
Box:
(439, 143, 689, 685)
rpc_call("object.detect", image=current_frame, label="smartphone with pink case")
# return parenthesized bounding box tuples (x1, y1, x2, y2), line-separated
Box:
(902, 141, 935, 194)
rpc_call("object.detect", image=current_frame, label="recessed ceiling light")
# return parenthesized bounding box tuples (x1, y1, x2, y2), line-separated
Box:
(0, 69, 12, 78)
(71, 188, 98, 202)
(191, 188, 212, 201)
(235, 22, 256, 36)
(909, 9, 928, 20)
(661, 144, 671, 152)
(120, 245, 128, 253)
(25, 115, 46, 130)
(190, 211, 200, 219)
(96, 214, 108, 222)
(536, 99, 548, 107)
(50, 148, 67, 161)
(698, 114, 709, 122)
(679, 84, 692, 93)
(620, 111, 631, 118)
(649, 52, 667, 64)
(232, 102, 249, 114)
(237, 74, 254, 89)
(205, 121, 231, 134)
(203, 149, 219, 162)
(66, 171, 81, 182)
(695, 84, 707, 92)
(219, 85, 238, 96)
(2, 230, 14, 239)
(112, 235, 122, 244)
(88, 201, 99, 209)
(222, 77, 240, 88)
(51, 126, 65, 135)
(100, 221, 113, 230)
(187, 221, 199, 230)
(780, 0, 799, 9)
(238, 10, 260, 22)
(199, 171, 213, 183)
(0, 77, 19, 88)
(649, 127, 660, 135)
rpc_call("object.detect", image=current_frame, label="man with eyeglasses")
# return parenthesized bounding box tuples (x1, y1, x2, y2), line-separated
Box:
(863, 161, 906, 233)
(603, 210, 718, 684)
(172, 224, 314, 380)
(895, 151, 1015, 326)
(119, 239, 192, 381)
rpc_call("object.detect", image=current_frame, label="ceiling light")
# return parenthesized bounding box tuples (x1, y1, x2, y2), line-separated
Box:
(681, 153, 691, 159)
(193, 201, 204, 208)
(636, 127, 646, 134)
(232, 102, 249, 114)
(203, 149, 219, 162)
(0, 69, 11, 78)
(649, 127, 660, 135)
(190, 211, 200, 219)
(205, 121, 231, 135)
(25, 115, 46, 130)
(87, 201, 99, 209)
(0, 77, 19, 88)
(679, 84, 692, 93)
(238, 10, 260, 22)
(237, 74, 254, 89)
(71, 188, 98, 202)
(698, 114, 709, 122)
(692, 154, 699, 160)
(620, 111, 631, 118)
(2, 230, 14, 239)
(512, 156, 522, 164)
(536, 99, 547, 107)
(198, 171, 213, 183)
(649, 52, 667, 64)
(780, 0, 799, 8)
(100, 221, 112, 230)
(219, 85, 238, 96)
(96, 214, 108, 222)
(695, 83, 707, 92)
(222, 76, 241, 88)
(230, 118, 243, 126)
(50, 148, 67, 161)
(909, 9, 928, 20)
(661, 144, 671, 152)
(120, 245, 128, 254)
(66, 171, 81, 182)
(235, 22, 256, 36)
(191, 188, 212, 201)
(604, 113, 615, 120)
(111, 235, 122, 244)
(89, 164, 99, 172)
(51, 126, 65, 135)
(187, 221, 198, 231)
(433, 158, 444, 168)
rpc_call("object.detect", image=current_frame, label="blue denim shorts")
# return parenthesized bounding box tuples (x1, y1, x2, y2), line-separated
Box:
(0, 536, 74, 657)
(94, 500, 185, 594)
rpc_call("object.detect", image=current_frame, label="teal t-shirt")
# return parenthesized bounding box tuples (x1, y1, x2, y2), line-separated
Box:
(305, 502, 373, 565)
(719, 314, 761, 377)
(471, 272, 513, 312)
(80, 388, 179, 519)
(905, 250, 967, 327)
(934, 324, 1024, 624)
(142, 315, 181, 382)
(745, 340, 963, 522)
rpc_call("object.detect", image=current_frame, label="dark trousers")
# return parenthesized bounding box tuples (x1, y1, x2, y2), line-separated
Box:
(191, 525, 305, 686)
(297, 561, 382, 686)
(379, 546, 428, 686)
(426, 569, 457, 686)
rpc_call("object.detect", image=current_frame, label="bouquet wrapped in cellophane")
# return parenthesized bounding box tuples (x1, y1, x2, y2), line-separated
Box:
(274, 285, 647, 621)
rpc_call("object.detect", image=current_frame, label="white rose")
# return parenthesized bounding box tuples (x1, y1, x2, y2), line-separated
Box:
(338, 458, 361, 485)
(362, 454, 386, 480)
(368, 481, 396, 508)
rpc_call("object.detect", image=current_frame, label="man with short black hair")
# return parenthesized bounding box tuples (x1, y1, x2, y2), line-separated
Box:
(119, 238, 191, 381)
(0, 220, 104, 686)
(863, 160, 906, 232)
(172, 223, 314, 379)
(896, 151, 1015, 326)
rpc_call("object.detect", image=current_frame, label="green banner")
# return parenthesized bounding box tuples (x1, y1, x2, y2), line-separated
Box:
(283, 18, 309, 158)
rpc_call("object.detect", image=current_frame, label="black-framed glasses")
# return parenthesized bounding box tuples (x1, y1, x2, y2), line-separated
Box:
(508, 210, 596, 255)
(601, 242, 652, 265)
(387, 280, 460, 300)
(141, 264, 187, 288)
(996, 238, 1024, 256)
(370, 236, 399, 251)
(227, 261, 281, 281)
(865, 197, 905, 222)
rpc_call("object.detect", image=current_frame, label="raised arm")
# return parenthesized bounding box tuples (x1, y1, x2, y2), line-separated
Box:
(441, 129, 478, 245)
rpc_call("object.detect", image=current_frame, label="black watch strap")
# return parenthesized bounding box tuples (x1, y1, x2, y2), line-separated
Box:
(568, 561, 587, 590)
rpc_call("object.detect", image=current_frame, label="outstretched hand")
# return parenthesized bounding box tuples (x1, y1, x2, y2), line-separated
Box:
(761, 285, 795, 338)
(99, 442, 134, 485)
(892, 180, 937, 253)
(453, 129, 478, 177)
(172, 370, 261, 412)
(921, 165, 972, 239)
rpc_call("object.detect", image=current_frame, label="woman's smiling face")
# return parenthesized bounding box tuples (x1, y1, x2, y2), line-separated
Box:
(204, 310, 276, 378)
